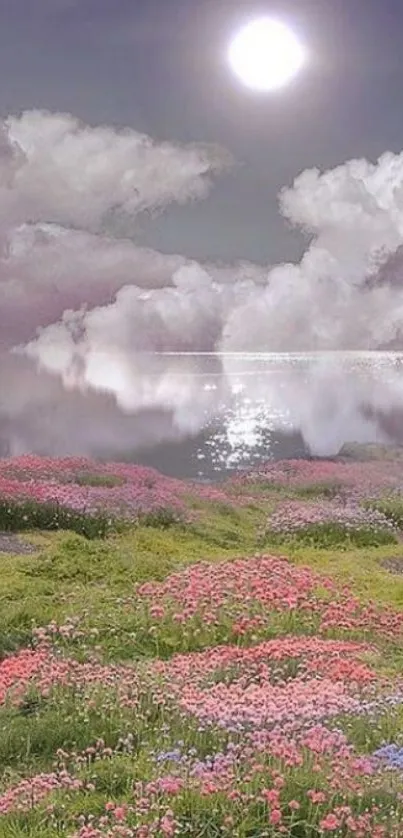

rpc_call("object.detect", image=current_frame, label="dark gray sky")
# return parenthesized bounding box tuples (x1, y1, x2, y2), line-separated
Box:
(2, 0, 403, 264)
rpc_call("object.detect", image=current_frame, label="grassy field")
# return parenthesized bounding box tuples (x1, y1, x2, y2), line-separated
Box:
(1, 453, 403, 835)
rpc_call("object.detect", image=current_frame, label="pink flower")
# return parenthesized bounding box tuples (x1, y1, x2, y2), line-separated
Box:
(320, 813, 340, 831)
(269, 809, 282, 825)
(308, 790, 327, 804)
(263, 789, 281, 806)
(160, 812, 177, 836)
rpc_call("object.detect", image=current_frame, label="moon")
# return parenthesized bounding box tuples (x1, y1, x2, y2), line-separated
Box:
(228, 18, 306, 92)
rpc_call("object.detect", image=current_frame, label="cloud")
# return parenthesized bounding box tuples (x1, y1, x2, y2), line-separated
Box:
(0, 224, 187, 348)
(22, 142, 403, 388)
(222, 151, 403, 351)
(0, 109, 231, 349)
(2, 110, 230, 234)
(5, 109, 403, 461)
(21, 262, 245, 371)
(0, 109, 237, 462)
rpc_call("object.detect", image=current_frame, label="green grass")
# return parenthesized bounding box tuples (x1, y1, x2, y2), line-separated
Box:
(229, 480, 347, 502)
(0, 502, 263, 659)
(0, 498, 121, 539)
(262, 522, 397, 550)
(1, 496, 403, 663)
(286, 540, 403, 607)
(291, 481, 347, 500)
(2, 478, 403, 835)
(365, 496, 403, 529)
(334, 705, 403, 754)
(73, 473, 126, 488)
(0, 687, 141, 775)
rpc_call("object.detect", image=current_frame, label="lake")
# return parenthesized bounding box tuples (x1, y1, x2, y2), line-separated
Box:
(95, 351, 403, 480)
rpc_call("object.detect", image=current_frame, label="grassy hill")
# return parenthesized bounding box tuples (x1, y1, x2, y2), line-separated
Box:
(1, 451, 403, 835)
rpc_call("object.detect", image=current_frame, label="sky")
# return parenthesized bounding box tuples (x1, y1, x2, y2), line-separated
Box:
(3, 0, 403, 462)
(2, 0, 403, 263)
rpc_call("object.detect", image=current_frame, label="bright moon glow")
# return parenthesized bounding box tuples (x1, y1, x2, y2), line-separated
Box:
(228, 18, 306, 92)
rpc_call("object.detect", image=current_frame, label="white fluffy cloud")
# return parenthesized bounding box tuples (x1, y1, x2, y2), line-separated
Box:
(22, 139, 403, 385)
(222, 151, 403, 351)
(2, 110, 229, 232)
(0, 109, 231, 348)
(0, 224, 187, 348)
(4, 109, 403, 461)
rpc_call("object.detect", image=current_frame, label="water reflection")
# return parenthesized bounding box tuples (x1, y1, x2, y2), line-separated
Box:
(2, 351, 403, 479)
(110, 352, 403, 478)
(194, 352, 403, 477)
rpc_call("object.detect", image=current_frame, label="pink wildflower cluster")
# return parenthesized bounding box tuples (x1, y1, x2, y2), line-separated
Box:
(157, 636, 377, 687)
(71, 801, 179, 838)
(1, 624, 402, 834)
(55, 718, 397, 838)
(0, 646, 140, 711)
(153, 636, 380, 732)
(267, 498, 396, 535)
(0, 771, 84, 815)
(137, 555, 403, 644)
(138, 554, 327, 621)
(0, 454, 230, 523)
(235, 457, 403, 495)
(69, 796, 390, 838)
(2, 534, 403, 833)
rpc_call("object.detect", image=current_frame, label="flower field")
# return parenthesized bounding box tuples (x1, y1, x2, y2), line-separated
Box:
(0, 455, 230, 538)
(1, 451, 403, 836)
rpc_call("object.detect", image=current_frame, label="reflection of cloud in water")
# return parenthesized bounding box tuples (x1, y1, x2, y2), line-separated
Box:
(1, 352, 403, 476)
(203, 352, 403, 473)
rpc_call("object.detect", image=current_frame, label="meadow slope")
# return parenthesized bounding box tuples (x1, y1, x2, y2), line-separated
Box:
(1, 451, 403, 836)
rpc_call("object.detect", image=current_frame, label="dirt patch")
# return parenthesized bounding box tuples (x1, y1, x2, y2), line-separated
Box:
(0, 532, 39, 555)
(379, 557, 403, 575)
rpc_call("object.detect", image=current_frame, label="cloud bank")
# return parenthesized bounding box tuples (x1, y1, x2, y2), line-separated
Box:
(22, 137, 403, 375)
(0, 110, 229, 347)
(2, 109, 403, 462)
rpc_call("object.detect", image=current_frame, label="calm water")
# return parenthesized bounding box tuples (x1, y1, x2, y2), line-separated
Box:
(97, 352, 403, 480)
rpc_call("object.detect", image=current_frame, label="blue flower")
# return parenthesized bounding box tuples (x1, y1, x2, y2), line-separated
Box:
(155, 748, 182, 763)
(373, 743, 403, 769)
